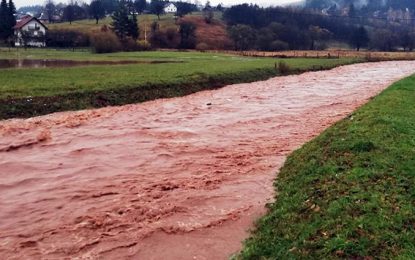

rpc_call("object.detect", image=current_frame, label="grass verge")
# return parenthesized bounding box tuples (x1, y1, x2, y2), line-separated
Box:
(0, 49, 357, 119)
(238, 75, 415, 259)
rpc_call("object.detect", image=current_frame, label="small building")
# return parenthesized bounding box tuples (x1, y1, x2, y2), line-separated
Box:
(14, 15, 48, 47)
(164, 3, 177, 14)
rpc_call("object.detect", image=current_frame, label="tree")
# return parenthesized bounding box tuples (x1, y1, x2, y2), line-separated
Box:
(129, 12, 139, 40)
(175, 1, 195, 18)
(203, 1, 213, 24)
(228, 24, 256, 50)
(150, 0, 165, 20)
(401, 31, 415, 51)
(309, 25, 331, 50)
(0, 0, 16, 43)
(112, 0, 139, 41)
(63, 1, 75, 24)
(134, 0, 147, 13)
(370, 29, 396, 51)
(179, 21, 196, 49)
(0, 0, 9, 41)
(216, 4, 223, 12)
(44, 0, 55, 23)
(72, 3, 88, 20)
(101, 0, 118, 14)
(350, 26, 369, 51)
(7, 0, 16, 32)
(348, 3, 356, 17)
(90, 0, 105, 24)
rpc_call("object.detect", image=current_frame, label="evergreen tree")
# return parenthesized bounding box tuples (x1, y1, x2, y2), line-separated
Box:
(134, 0, 147, 13)
(129, 12, 139, 40)
(0, 0, 16, 42)
(112, 0, 139, 41)
(0, 0, 8, 41)
(6, 0, 16, 40)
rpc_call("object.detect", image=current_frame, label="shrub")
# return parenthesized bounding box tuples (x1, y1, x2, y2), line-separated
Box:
(269, 40, 289, 51)
(278, 61, 291, 75)
(137, 40, 152, 50)
(90, 31, 122, 53)
(46, 29, 90, 48)
(179, 21, 197, 49)
(196, 42, 209, 51)
(314, 42, 328, 50)
(121, 37, 140, 52)
(149, 30, 179, 49)
(165, 28, 180, 48)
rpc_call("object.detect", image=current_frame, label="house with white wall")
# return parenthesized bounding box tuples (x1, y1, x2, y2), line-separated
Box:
(14, 15, 48, 47)
(164, 3, 177, 13)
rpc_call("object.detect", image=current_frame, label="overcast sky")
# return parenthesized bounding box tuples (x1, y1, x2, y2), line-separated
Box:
(14, 0, 300, 8)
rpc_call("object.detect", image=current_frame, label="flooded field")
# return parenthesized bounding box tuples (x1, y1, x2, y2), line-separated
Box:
(0, 59, 178, 69)
(1, 61, 415, 259)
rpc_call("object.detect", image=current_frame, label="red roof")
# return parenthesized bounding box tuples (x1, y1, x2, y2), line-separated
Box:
(13, 16, 47, 30)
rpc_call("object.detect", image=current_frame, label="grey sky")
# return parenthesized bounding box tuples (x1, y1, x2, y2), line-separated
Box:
(14, 0, 300, 8)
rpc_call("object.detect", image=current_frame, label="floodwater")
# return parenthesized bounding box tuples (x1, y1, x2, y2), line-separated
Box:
(0, 59, 177, 69)
(1, 61, 415, 259)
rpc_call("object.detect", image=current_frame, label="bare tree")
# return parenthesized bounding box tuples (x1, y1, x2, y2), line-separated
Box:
(44, 0, 55, 23)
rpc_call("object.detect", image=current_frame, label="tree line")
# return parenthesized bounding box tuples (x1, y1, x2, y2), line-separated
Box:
(33, 0, 203, 25)
(223, 3, 415, 51)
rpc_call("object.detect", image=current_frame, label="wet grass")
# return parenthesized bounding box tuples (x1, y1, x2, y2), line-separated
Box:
(0, 49, 358, 119)
(238, 75, 415, 259)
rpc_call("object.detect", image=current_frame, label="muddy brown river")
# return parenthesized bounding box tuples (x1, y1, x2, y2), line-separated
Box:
(1, 61, 415, 259)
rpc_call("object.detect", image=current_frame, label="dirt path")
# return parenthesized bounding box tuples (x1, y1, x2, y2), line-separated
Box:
(1, 61, 415, 259)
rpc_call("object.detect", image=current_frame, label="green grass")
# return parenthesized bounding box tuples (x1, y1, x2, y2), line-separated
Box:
(238, 75, 415, 259)
(0, 49, 356, 98)
(47, 12, 223, 33)
(0, 49, 358, 119)
(48, 13, 187, 36)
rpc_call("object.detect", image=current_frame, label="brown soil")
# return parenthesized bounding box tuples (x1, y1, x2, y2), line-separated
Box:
(1, 61, 415, 259)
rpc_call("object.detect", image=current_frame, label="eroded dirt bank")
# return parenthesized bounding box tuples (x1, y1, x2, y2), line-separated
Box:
(1, 61, 415, 259)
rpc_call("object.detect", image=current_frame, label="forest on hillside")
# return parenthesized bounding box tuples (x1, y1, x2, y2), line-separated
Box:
(9, 0, 415, 52)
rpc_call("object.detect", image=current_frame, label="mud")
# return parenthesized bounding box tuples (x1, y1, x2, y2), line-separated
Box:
(1, 61, 415, 259)
(0, 59, 179, 69)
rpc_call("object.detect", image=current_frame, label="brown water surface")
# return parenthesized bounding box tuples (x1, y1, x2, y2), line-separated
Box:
(0, 59, 177, 69)
(1, 61, 415, 259)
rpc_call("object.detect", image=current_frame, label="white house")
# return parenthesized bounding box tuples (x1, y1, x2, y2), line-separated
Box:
(14, 15, 48, 47)
(164, 3, 177, 13)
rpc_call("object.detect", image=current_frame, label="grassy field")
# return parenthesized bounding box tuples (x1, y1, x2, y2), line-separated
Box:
(47, 12, 222, 37)
(48, 15, 178, 34)
(239, 75, 415, 259)
(0, 49, 358, 119)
